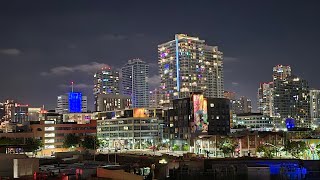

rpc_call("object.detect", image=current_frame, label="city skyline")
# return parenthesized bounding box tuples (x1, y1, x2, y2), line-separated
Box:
(1, 0, 320, 110)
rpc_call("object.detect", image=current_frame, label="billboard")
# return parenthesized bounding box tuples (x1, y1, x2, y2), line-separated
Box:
(192, 94, 208, 133)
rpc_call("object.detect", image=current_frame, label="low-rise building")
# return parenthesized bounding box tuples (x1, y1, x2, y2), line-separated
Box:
(97, 108, 164, 150)
(232, 113, 274, 132)
(30, 119, 96, 156)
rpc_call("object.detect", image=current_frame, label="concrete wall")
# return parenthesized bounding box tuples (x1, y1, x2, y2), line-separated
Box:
(0, 154, 30, 178)
(13, 158, 39, 178)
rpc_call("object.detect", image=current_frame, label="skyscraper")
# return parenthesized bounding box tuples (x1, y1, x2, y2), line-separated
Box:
(309, 89, 320, 128)
(273, 76, 310, 128)
(121, 59, 149, 107)
(257, 82, 274, 117)
(93, 66, 120, 110)
(158, 34, 224, 104)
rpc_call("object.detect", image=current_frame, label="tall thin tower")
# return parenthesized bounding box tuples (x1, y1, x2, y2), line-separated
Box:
(121, 59, 149, 108)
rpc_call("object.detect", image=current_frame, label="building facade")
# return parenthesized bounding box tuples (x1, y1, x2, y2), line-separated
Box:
(232, 113, 273, 132)
(309, 89, 320, 128)
(97, 108, 163, 150)
(31, 119, 96, 155)
(240, 96, 252, 114)
(95, 94, 131, 112)
(93, 66, 120, 111)
(257, 82, 274, 117)
(165, 94, 230, 146)
(149, 88, 162, 108)
(121, 59, 149, 108)
(28, 108, 42, 122)
(273, 76, 310, 128)
(158, 34, 224, 105)
(56, 92, 87, 114)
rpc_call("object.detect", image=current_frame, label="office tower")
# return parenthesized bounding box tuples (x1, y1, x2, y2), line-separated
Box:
(56, 92, 87, 114)
(158, 34, 224, 104)
(273, 76, 310, 128)
(93, 66, 120, 110)
(121, 59, 149, 108)
(240, 96, 252, 114)
(257, 82, 274, 117)
(309, 89, 320, 128)
(224, 91, 236, 100)
(95, 94, 131, 111)
(149, 88, 162, 108)
(273, 65, 291, 80)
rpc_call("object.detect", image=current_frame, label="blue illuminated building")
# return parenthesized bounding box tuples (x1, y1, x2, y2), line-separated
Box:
(69, 92, 82, 113)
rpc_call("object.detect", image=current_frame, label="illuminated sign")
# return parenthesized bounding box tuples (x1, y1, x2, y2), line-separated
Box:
(192, 94, 208, 133)
(133, 108, 148, 118)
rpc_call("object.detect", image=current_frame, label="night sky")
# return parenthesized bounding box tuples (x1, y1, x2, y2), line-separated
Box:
(1, 0, 320, 111)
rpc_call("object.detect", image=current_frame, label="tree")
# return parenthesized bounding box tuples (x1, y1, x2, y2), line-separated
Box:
(257, 145, 275, 158)
(316, 144, 320, 158)
(172, 144, 180, 151)
(219, 138, 238, 157)
(81, 135, 100, 150)
(285, 141, 307, 158)
(182, 144, 190, 151)
(26, 138, 42, 153)
(63, 134, 80, 148)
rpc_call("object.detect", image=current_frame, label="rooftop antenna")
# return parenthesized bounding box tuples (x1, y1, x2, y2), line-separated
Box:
(71, 81, 74, 92)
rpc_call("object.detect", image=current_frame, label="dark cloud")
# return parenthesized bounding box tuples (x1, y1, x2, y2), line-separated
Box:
(58, 83, 91, 90)
(148, 75, 161, 89)
(0, 48, 21, 56)
(41, 62, 111, 76)
(100, 34, 127, 41)
(224, 57, 239, 63)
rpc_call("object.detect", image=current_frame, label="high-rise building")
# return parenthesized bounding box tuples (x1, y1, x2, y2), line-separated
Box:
(257, 82, 274, 117)
(56, 92, 87, 114)
(258, 65, 310, 128)
(309, 89, 320, 128)
(121, 59, 149, 108)
(149, 88, 162, 108)
(95, 94, 131, 112)
(273, 65, 291, 81)
(93, 66, 120, 110)
(240, 96, 252, 114)
(158, 34, 224, 105)
(273, 76, 310, 128)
